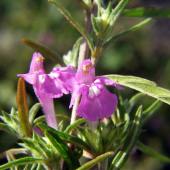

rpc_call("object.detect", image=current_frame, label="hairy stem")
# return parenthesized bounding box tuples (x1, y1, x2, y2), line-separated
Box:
(70, 97, 81, 126)
(78, 11, 93, 65)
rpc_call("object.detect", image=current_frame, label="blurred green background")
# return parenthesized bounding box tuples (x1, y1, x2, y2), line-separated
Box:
(0, 0, 170, 169)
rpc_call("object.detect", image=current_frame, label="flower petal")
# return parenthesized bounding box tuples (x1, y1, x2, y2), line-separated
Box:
(69, 84, 86, 108)
(95, 76, 123, 90)
(76, 59, 95, 85)
(17, 73, 38, 85)
(51, 66, 76, 92)
(76, 84, 118, 121)
(29, 52, 45, 74)
(40, 74, 64, 98)
(57, 65, 76, 74)
(34, 86, 58, 129)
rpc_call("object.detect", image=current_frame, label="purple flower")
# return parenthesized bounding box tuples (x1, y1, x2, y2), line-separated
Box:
(69, 59, 123, 122)
(18, 52, 75, 129)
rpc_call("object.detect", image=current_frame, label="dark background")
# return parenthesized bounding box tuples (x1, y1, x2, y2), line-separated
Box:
(0, 0, 170, 169)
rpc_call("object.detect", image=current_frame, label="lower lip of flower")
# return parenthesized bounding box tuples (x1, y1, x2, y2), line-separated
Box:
(88, 85, 101, 99)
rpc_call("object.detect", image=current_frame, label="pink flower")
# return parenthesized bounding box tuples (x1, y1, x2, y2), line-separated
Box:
(69, 59, 123, 122)
(18, 52, 75, 129)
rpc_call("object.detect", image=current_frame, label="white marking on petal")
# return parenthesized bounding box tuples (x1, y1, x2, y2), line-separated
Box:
(49, 72, 59, 79)
(94, 79, 100, 83)
(92, 86, 101, 96)
(88, 85, 101, 99)
(88, 87, 94, 99)
(39, 75, 45, 83)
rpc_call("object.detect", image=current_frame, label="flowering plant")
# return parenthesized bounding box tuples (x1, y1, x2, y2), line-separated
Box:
(1, 0, 170, 170)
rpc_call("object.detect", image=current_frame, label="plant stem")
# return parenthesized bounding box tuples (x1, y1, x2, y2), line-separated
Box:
(78, 11, 93, 65)
(98, 159, 108, 170)
(70, 97, 81, 126)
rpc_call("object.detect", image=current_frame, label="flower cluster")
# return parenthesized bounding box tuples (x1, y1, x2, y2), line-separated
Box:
(18, 52, 123, 126)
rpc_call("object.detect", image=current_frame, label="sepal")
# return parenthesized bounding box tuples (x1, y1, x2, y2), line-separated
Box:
(110, 105, 143, 169)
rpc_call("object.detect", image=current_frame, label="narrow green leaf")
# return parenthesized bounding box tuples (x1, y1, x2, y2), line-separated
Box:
(16, 77, 32, 138)
(1, 110, 12, 124)
(127, 93, 145, 113)
(103, 18, 151, 49)
(76, 152, 114, 170)
(21, 138, 44, 157)
(32, 115, 70, 128)
(142, 100, 162, 125)
(86, 127, 103, 154)
(75, 125, 93, 150)
(76, 125, 103, 155)
(0, 157, 45, 170)
(32, 116, 46, 128)
(22, 39, 65, 66)
(105, 75, 170, 105)
(31, 163, 37, 170)
(64, 118, 87, 134)
(108, 0, 131, 27)
(45, 131, 80, 170)
(0, 123, 18, 136)
(48, 0, 94, 53)
(114, 88, 127, 122)
(136, 141, 170, 163)
(101, 119, 116, 144)
(32, 132, 52, 158)
(104, 122, 126, 151)
(111, 106, 143, 169)
(23, 164, 29, 170)
(91, 14, 101, 36)
(38, 123, 91, 153)
(56, 115, 71, 121)
(11, 107, 17, 116)
(36, 163, 42, 170)
(29, 103, 41, 124)
(122, 7, 170, 18)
